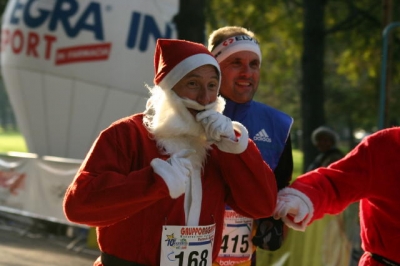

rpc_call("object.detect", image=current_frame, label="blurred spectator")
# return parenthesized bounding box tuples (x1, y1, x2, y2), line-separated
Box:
(307, 126, 344, 172)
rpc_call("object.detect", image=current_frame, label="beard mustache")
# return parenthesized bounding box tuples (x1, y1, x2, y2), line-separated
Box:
(180, 97, 223, 113)
(143, 86, 225, 168)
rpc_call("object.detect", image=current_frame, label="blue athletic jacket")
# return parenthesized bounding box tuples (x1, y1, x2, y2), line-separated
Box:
(223, 98, 293, 171)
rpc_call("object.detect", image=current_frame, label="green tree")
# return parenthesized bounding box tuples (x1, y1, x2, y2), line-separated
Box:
(206, 0, 400, 172)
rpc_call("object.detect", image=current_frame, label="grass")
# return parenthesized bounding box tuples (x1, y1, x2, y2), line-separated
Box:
(292, 149, 303, 179)
(0, 131, 304, 177)
(0, 131, 28, 153)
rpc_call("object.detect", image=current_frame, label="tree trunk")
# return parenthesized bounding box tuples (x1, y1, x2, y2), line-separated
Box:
(301, 0, 327, 173)
(382, 0, 393, 128)
(173, 0, 206, 43)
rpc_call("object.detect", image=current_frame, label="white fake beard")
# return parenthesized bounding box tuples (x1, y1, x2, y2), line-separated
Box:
(144, 86, 225, 169)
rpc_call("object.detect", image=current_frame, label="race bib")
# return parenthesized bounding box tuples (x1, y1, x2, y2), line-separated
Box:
(160, 224, 216, 266)
(215, 209, 253, 265)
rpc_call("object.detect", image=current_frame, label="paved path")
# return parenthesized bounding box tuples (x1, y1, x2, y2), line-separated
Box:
(0, 214, 99, 266)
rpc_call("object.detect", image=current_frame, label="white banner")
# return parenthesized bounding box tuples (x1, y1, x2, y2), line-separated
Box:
(0, 152, 82, 226)
(0, 153, 38, 210)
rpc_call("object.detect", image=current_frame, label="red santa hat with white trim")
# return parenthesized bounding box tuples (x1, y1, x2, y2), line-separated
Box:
(153, 38, 221, 90)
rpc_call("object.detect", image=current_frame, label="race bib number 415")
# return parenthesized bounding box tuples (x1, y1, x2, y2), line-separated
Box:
(215, 209, 253, 265)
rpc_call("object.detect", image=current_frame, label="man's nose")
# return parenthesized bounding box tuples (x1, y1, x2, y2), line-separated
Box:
(196, 87, 211, 105)
(240, 64, 253, 77)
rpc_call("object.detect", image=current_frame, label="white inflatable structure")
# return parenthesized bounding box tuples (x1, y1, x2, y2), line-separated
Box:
(1, 0, 178, 159)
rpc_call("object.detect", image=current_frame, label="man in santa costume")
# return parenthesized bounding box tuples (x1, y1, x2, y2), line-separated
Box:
(274, 127, 400, 266)
(63, 38, 277, 266)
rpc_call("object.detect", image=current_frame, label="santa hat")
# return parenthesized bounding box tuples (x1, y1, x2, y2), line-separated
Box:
(154, 39, 221, 90)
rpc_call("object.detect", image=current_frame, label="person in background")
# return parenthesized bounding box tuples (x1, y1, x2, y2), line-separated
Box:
(274, 127, 400, 266)
(307, 126, 344, 171)
(63, 38, 278, 266)
(306, 126, 355, 265)
(208, 26, 293, 266)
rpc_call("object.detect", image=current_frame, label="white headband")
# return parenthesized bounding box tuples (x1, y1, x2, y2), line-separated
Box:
(211, 35, 262, 64)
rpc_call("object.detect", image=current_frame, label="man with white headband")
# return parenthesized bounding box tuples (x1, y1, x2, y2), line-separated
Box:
(64, 38, 278, 266)
(208, 26, 293, 266)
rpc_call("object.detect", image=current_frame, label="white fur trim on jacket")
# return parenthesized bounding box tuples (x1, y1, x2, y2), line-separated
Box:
(185, 168, 202, 226)
(215, 122, 248, 154)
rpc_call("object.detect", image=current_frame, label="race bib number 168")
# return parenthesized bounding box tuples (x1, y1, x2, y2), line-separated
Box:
(160, 224, 216, 266)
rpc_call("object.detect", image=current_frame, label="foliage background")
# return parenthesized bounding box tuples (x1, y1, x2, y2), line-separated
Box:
(206, 1, 400, 162)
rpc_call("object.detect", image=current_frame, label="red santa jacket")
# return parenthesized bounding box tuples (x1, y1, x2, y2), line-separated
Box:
(63, 113, 277, 266)
(290, 127, 400, 265)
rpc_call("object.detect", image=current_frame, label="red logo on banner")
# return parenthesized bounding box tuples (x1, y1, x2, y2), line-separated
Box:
(55, 43, 112, 65)
(0, 171, 26, 195)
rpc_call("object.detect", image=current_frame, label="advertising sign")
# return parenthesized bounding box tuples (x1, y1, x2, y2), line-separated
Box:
(1, 0, 178, 159)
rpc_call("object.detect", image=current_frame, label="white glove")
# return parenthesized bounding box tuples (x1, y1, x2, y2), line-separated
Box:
(213, 122, 248, 154)
(151, 149, 195, 199)
(273, 188, 314, 231)
(196, 110, 236, 141)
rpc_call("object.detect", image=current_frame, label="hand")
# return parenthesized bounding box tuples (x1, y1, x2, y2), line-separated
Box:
(273, 188, 313, 231)
(274, 194, 309, 223)
(151, 149, 195, 198)
(252, 217, 284, 251)
(196, 110, 236, 142)
(166, 149, 195, 176)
